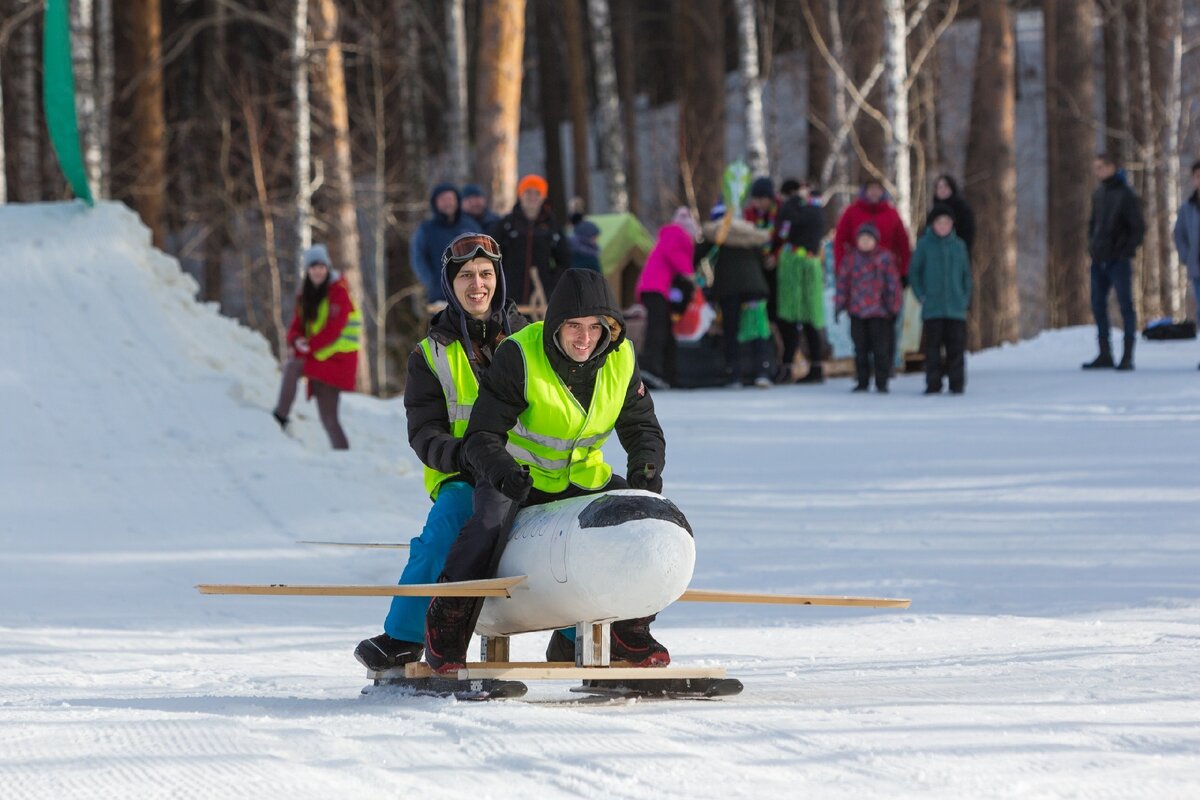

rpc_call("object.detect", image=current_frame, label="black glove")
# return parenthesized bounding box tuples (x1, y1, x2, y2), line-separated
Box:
(628, 464, 663, 494)
(901, 274, 910, 289)
(498, 465, 533, 503)
(834, 309, 844, 324)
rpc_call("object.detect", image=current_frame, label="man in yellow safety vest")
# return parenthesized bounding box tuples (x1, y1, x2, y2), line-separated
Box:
(424, 269, 669, 673)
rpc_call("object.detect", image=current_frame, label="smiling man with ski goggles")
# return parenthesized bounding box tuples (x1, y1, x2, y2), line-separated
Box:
(442, 233, 503, 270)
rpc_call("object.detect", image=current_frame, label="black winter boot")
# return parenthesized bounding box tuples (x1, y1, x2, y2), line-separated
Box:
(611, 616, 670, 667)
(1082, 342, 1114, 369)
(797, 364, 825, 384)
(354, 632, 423, 671)
(1116, 339, 1135, 371)
(424, 596, 473, 674)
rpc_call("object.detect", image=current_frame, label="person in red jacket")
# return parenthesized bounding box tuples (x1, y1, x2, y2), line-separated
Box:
(833, 178, 912, 282)
(272, 244, 361, 449)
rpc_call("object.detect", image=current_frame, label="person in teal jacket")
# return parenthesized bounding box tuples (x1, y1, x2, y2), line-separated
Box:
(910, 206, 972, 394)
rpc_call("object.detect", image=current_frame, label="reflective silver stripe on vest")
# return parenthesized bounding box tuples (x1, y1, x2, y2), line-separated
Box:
(428, 341, 472, 423)
(511, 420, 608, 450)
(505, 442, 570, 471)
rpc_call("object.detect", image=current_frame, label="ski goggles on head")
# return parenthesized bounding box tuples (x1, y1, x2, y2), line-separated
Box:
(443, 234, 502, 269)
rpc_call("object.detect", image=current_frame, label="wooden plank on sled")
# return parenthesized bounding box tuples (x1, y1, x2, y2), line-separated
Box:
(297, 540, 409, 549)
(196, 576, 527, 598)
(401, 662, 727, 682)
(679, 588, 910, 608)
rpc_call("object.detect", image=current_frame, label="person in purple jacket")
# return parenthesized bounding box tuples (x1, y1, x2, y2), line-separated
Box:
(835, 223, 902, 393)
(635, 208, 698, 388)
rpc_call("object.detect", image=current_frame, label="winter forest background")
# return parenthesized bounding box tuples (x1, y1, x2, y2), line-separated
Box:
(1, 0, 1198, 394)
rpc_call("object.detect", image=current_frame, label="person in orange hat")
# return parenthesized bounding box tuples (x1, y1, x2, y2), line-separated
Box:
(488, 173, 572, 305)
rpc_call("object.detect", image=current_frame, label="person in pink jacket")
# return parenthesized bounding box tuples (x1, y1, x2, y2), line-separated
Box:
(636, 208, 698, 387)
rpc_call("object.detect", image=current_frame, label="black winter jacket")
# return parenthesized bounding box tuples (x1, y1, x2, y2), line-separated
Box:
(777, 196, 827, 254)
(488, 202, 572, 305)
(405, 299, 528, 486)
(925, 177, 976, 256)
(462, 269, 666, 496)
(1089, 174, 1146, 262)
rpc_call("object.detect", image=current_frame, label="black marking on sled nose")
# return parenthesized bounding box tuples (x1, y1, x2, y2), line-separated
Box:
(577, 494, 693, 537)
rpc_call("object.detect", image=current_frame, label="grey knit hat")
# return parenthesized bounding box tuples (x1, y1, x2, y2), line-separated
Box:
(301, 243, 332, 273)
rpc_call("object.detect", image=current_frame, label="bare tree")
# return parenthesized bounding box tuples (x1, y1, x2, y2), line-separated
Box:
(313, 0, 371, 392)
(123, 0, 167, 247)
(562, 0, 589, 205)
(71, 0, 102, 196)
(534, 0, 568, 219)
(803, 0, 834, 187)
(1130, 0, 1162, 320)
(612, 0, 640, 215)
(473, 0, 526, 211)
(1161, 0, 1185, 317)
(15, 8, 43, 202)
(587, 0, 628, 212)
(96, 0, 113, 197)
(293, 0, 312, 257)
(965, 0, 1019, 349)
(445, 0, 470, 184)
(735, 0, 768, 178)
(679, 0, 725, 215)
(1043, 0, 1096, 327)
(1100, 0, 1131, 164)
(882, 0, 910, 226)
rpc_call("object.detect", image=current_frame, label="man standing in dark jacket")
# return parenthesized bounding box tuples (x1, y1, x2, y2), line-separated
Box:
(410, 184, 483, 304)
(1084, 154, 1146, 371)
(488, 174, 572, 306)
(423, 269, 669, 673)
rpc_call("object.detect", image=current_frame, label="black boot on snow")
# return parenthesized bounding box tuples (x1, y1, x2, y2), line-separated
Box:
(1082, 344, 1114, 369)
(797, 364, 825, 384)
(354, 632, 423, 671)
(611, 616, 670, 667)
(424, 595, 472, 674)
(272, 411, 289, 430)
(1116, 340, 1135, 371)
(545, 629, 576, 662)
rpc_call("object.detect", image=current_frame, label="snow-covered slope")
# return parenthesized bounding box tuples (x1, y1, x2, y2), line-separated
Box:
(2, 202, 1199, 798)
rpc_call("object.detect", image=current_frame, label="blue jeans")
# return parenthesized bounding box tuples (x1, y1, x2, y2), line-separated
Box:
(383, 481, 474, 643)
(1090, 259, 1137, 345)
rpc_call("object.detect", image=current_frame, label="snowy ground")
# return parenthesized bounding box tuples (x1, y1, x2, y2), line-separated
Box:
(2, 202, 1200, 798)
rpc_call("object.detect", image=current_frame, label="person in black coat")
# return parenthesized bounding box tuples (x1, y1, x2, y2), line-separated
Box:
(928, 175, 976, 257)
(1083, 154, 1146, 371)
(488, 174, 572, 305)
(424, 269, 669, 673)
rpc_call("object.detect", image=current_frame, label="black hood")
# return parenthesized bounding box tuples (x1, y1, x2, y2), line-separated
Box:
(434, 246, 514, 354)
(429, 182, 461, 225)
(543, 268, 626, 366)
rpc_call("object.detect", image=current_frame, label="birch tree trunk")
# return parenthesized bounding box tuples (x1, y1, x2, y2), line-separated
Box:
(678, 0, 726, 214)
(1161, 0, 1184, 317)
(534, 0, 568, 219)
(293, 0, 312, 258)
(1043, 0, 1096, 327)
(313, 0, 371, 393)
(735, 0, 768, 178)
(964, 0, 1019, 350)
(71, 0, 102, 197)
(882, 0, 910, 227)
(1131, 0, 1162, 321)
(123, 0, 166, 248)
(587, 0, 629, 212)
(16, 12, 42, 202)
(562, 0, 590, 205)
(846, 0, 886, 183)
(445, 0, 470, 184)
(0, 48, 6, 203)
(96, 0, 113, 198)
(473, 0, 526, 212)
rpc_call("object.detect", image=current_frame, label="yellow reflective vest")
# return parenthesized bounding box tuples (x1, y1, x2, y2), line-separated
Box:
(504, 322, 634, 493)
(419, 337, 478, 499)
(306, 288, 362, 361)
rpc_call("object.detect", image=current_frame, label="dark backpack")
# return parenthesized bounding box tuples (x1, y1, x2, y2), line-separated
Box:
(1141, 319, 1197, 340)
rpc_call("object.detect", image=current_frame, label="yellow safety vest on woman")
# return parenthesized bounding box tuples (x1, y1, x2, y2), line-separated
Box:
(504, 322, 634, 493)
(306, 292, 363, 361)
(419, 337, 479, 499)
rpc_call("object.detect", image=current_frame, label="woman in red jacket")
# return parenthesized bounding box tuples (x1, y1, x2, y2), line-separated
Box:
(272, 244, 361, 449)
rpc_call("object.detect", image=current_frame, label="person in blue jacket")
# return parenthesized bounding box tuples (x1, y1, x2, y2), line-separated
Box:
(910, 205, 972, 394)
(355, 233, 526, 670)
(409, 183, 483, 304)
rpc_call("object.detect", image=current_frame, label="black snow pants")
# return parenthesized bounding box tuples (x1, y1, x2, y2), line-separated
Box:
(923, 317, 967, 392)
(850, 316, 892, 390)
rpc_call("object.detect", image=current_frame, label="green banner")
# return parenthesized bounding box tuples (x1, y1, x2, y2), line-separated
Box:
(42, 0, 94, 205)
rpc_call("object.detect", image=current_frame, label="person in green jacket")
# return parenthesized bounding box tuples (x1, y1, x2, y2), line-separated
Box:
(910, 206, 972, 394)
